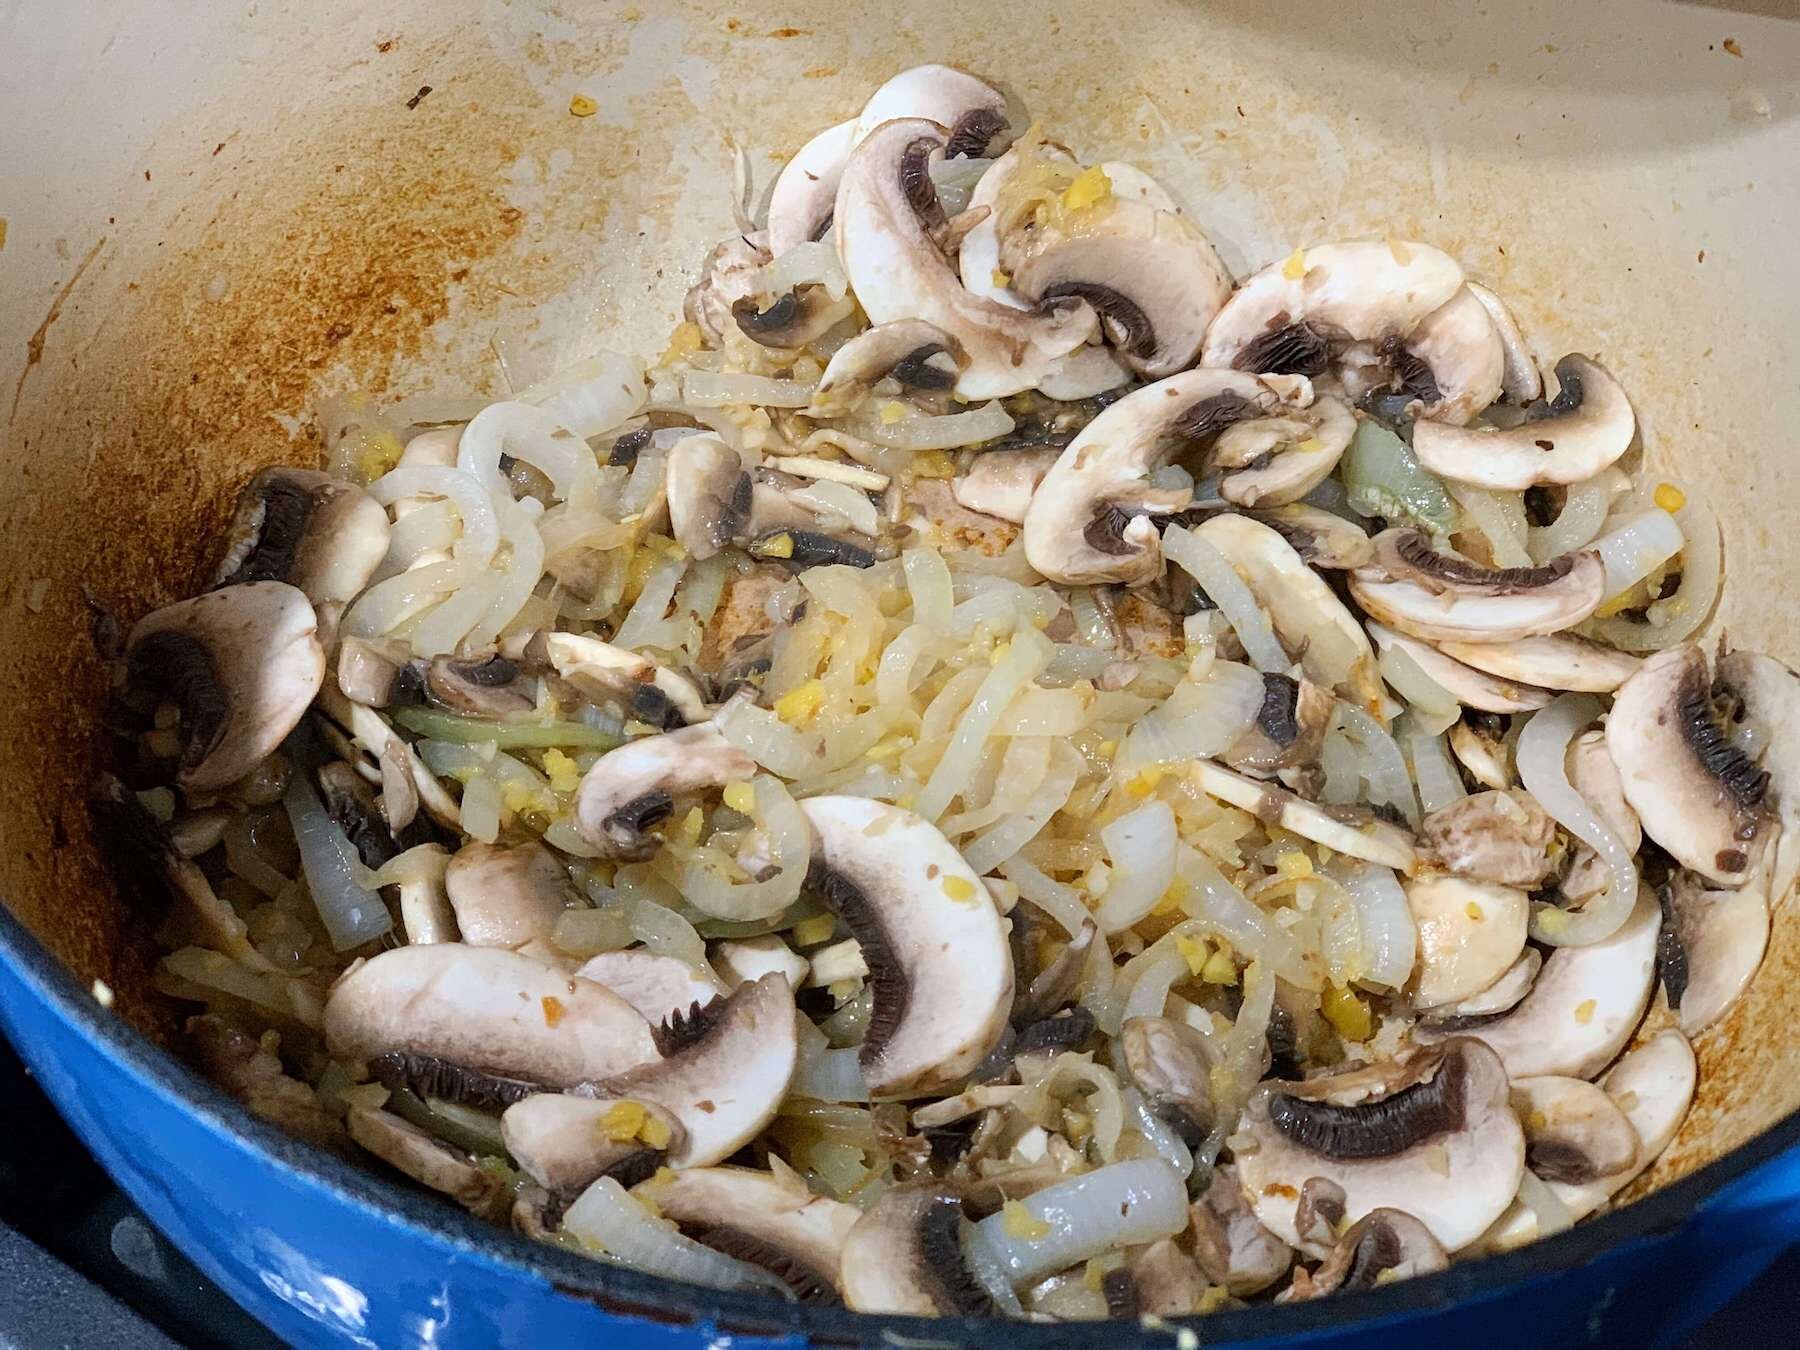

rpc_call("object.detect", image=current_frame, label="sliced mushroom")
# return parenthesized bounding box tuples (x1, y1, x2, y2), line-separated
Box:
(442, 841, 578, 950)
(684, 233, 771, 348)
(712, 934, 811, 990)
(1368, 285, 1504, 426)
(1435, 632, 1640, 694)
(421, 652, 534, 718)
(1369, 623, 1553, 714)
(808, 319, 966, 416)
(368, 1050, 542, 1111)
(1118, 1238, 1212, 1317)
(1466, 283, 1542, 404)
(1252, 503, 1376, 570)
(1291, 1175, 1349, 1257)
(1606, 644, 1773, 886)
(1201, 241, 1465, 379)
(1510, 1075, 1639, 1184)
(1715, 648, 1800, 907)
(768, 119, 858, 255)
(1221, 673, 1335, 777)
(336, 635, 420, 708)
(322, 944, 659, 1088)
(838, 1182, 995, 1315)
(731, 287, 856, 349)
(579, 972, 798, 1167)
(1412, 355, 1636, 490)
(1195, 513, 1384, 711)
(316, 760, 415, 868)
(545, 632, 708, 729)
(1417, 885, 1660, 1079)
(1562, 727, 1642, 906)
(1120, 1015, 1217, 1146)
(1214, 395, 1357, 509)
(1422, 948, 1540, 1019)
(1190, 760, 1417, 870)
(211, 467, 392, 607)
(1450, 714, 1515, 792)
(575, 949, 725, 1028)
(949, 446, 1062, 523)
(188, 1014, 343, 1148)
(958, 143, 1064, 310)
(1235, 1038, 1524, 1253)
(499, 1093, 683, 1194)
(1190, 1164, 1294, 1296)
(835, 119, 1095, 400)
(664, 434, 750, 563)
(1350, 529, 1605, 643)
(1285, 1209, 1449, 1299)
(853, 63, 1015, 158)
(126, 581, 326, 792)
(1419, 790, 1557, 888)
(1406, 872, 1530, 1008)
(643, 1165, 862, 1304)
(573, 722, 755, 859)
(1659, 870, 1769, 1035)
(346, 1106, 508, 1220)
(800, 795, 1013, 1097)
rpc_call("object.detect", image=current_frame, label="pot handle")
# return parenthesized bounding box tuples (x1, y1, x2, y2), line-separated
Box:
(1692, 1146, 1800, 1248)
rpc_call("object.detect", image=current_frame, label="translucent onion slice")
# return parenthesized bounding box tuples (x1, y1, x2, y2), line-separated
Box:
(1120, 659, 1265, 771)
(458, 400, 592, 501)
(563, 1177, 792, 1295)
(902, 547, 955, 634)
(1592, 509, 1684, 600)
(1121, 1086, 1195, 1180)
(1326, 858, 1418, 990)
(463, 497, 547, 651)
(1094, 801, 1179, 934)
(756, 238, 849, 302)
(366, 466, 500, 566)
(1449, 482, 1532, 568)
(791, 1044, 871, 1103)
(1589, 498, 1721, 653)
(968, 1159, 1187, 1286)
(964, 744, 1082, 874)
(516, 351, 647, 438)
(1516, 693, 1639, 945)
(999, 855, 1091, 938)
(1528, 471, 1620, 563)
(283, 772, 391, 952)
(1376, 642, 1461, 735)
(1175, 848, 1315, 990)
(1118, 945, 1186, 1022)
(1161, 525, 1289, 672)
(914, 627, 1053, 820)
(1335, 702, 1420, 828)
(1406, 723, 1469, 815)
(678, 775, 809, 922)
(682, 369, 819, 408)
(841, 399, 1015, 451)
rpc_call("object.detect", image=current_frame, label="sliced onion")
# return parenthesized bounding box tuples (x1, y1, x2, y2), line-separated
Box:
(961, 1221, 1026, 1316)
(1119, 945, 1186, 1022)
(563, 1178, 791, 1295)
(457, 774, 503, 844)
(1515, 1168, 1574, 1238)
(791, 1044, 871, 1103)
(1121, 658, 1265, 770)
(842, 399, 1015, 451)
(969, 1159, 1186, 1286)
(682, 368, 819, 409)
(1161, 525, 1289, 672)
(1312, 873, 1364, 989)
(998, 688, 1090, 738)
(1205, 959, 1275, 1162)
(1121, 1086, 1194, 1180)
(963, 743, 1082, 873)
(458, 400, 592, 501)
(1590, 498, 1720, 652)
(949, 583, 1061, 637)
(1377, 641, 1461, 735)
(756, 239, 849, 302)
(366, 466, 500, 566)
(283, 772, 391, 952)
(1448, 483, 1532, 567)
(928, 156, 993, 215)
(678, 775, 809, 921)
(1094, 801, 1178, 933)
(612, 556, 686, 652)
(517, 352, 647, 438)
(1000, 855, 1092, 939)
(875, 623, 950, 708)
(1406, 723, 1469, 814)
(1335, 703, 1420, 827)
(1326, 858, 1417, 990)
(1529, 471, 1619, 563)
(713, 697, 894, 778)
(1175, 848, 1315, 989)
(786, 478, 881, 537)
(1592, 509, 1685, 600)
(1516, 694, 1639, 945)
(943, 737, 1052, 836)
(915, 627, 1053, 820)
(462, 497, 547, 651)
(1319, 725, 1362, 805)
(903, 547, 955, 634)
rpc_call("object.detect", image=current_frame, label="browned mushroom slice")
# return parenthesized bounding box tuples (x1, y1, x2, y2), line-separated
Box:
(544, 632, 708, 729)
(1509, 1076, 1639, 1184)
(1120, 1015, 1217, 1146)
(211, 467, 391, 607)
(1658, 870, 1769, 1035)
(838, 1182, 997, 1315)
(572, 722, 755, 859)
(188, 1014, 343, 1149)
(1283, 1209, 1448, 1300)
(1190, 1164, 1294, 1296)
(421, 652, 535, 718)
(1349, 529, 1605, 643)
(499, 1093, 683, 1194)
(443, 841, 580, 950)
(347, 1105, 509, 1221)
(1221, 673, 1335, 777)
(1419, 789, 1556, 888)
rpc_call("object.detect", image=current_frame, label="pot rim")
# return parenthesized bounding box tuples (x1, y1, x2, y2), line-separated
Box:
(2, 899, 1792, 1344)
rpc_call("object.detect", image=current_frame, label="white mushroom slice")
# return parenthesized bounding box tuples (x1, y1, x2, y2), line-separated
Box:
(1190, 760, 1416, 869)
(1349, 529, 1605, 643)
(211, 468, 392, 607)
(393, 844, 458, 945)
(684, 234, 772, 348)
(1195, 513, 1383, 711)
(1252, 503, 1376, 570)
(1121, 1016, 1218, 1145)
(800, 795, 1013, 1097)
(665, 434, 751, 562)
(1436, 633, 1641, 694)
(1236, 1039, 1523, 1253)
(443, 841, 578, 950)
(835, 119, 1095, 400)
(768, 119, 858, 255)
(1716, 649, 1800, 907)
(1221, 672, 1336, 778)
(1406, 873, 1529, 1008)
(1605, 645, 1774, 886)
(1449, 717, 1514, 791)
(641, 1165, 862, 1302)
(573, 722, 755, 859)
(949, 446, 1062, 523)
(1562, 727, 1642, 906)
(1114, 1238, 1213, 1317)
(421, 652, 534, 719)
(1005, 193, 1233, 378)
(323, 944, 659, 1089)
(1510, 1076, 1639, 1184)
(731, 286, 858, 349)
(126, 581, 326, 792)
(712, 935, 810, 990)
(1368, 623, 1553, 714)
(1466, 283, 1543, 404)
(1283, 1209, 1448, 1299)
(1189, 1165, 1294, 1297)
(808, 319, 965, 416)
(1411, 355, 1636, 490)
(1200, 240, 1465, 377)
(1036, 343, 1134, 400)
(581, 972, 798, 1168)
(576, 949, 725, 1026)
(839, 1183, 993, 1315)
(853, 63, 1014, 157)
(1388, 286, 1504, 426)
(1660, 871, 1769, 1035)
(958, 144, 1068, 309)
(346, 1106, 507, 1220)
(544, 631, 708, 729)
(1417, 886, 1660, 1079)
(1215, 395, 1356, 509)
(499, 1093, 684, 1194)
(1423, 948, 1540, 1018)
(1419, 790, 1556, 888)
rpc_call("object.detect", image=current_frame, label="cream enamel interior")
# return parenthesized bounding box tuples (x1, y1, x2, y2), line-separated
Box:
(2, 0, 1798, 1236)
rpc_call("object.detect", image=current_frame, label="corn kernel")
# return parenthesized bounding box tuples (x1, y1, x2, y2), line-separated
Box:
(1574, 998, 1597, 1025)
(1276, 851, 1314, 880)
(1322, 984, 1373, 1041)
(1003, 1199, 1052, 1240)
(541, 996, 566, 1028)
(755, 532, 797, 560)
(1061, 164, 1113, 211)
(569, 93, 598, 117)
(601, 1100, 648, 1142)
(1465, 901, 1484, 921)
(910, 449, 956, 479)
(941, 875, 979, 904)
(774, 678, 825, 724)
(792, 913, 837, 947)
(1175, 933, 1211, 977)
(1281, 247, 1307, 280)
(722, 781, 757, 815)
(1202, 947, 1238, 985)
(1654, 482, 1687, 513)
(879, 401, 907, 425)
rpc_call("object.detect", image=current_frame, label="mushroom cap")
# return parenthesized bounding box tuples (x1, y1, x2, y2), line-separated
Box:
(1465, 282, 1543, 404)
(767, 118, 858, 256)
(544, 631, 708, 728)
(1436, 632, 1641, 694)
(1189, 1165, 1294, 1297)
(211, 467, 392, 607)
(800, 795, 1014, 1097)
(949, 445, 1062, 524)
(573, 721, 755, 859)
(1221, 672, 1335, 777)
(1412, 355, 1637, 491)
(1350, 530, 1605, 643)
(644, 1165, 862, 1303)
(1716, 648, 1800, 906)
(1201, 240, 1465, 374)
(731, 286, 856, 349)
(1406, 872, 1530, 1007)
(421, 652, 534, 718)
(838, 1181, 994, 1315)
(835, 118, 1095, 400)
(1417, 884, 1661, 1079)
(1215, 394, 1357, 509)
(1419, 789, 1557, 889)
(585, 971, 798, 1167)
(1388, 285, 1504, 426)
(1422, 948, 1541, 1019)
(322, 944, 660, 1089)
(346, 1106, 507, 1220)
(1661, 871, 1769, 1035)
(499, 1093, 684, 1193)
(1253, 503, 1376, 570)
(1449, 716, 1515, 792)
(957, 144, 1063, 310)
(1236, 1038, 1524, 1253)
(1369, 622, 1554, 714)
(1294, 1208, 1449, 1298)
(853, 63, 1013, 156)
(574, 948, 726, 1028)
(1121, 1015, 1218, 1144)
(665, 434, 751, 562)
(443, 841, 578, 950)
(808, 319, 965, 417)
(1606, 644, 1773, 886)
(1510, 1075, 1639, 1184)
(126, 580, 326, 792)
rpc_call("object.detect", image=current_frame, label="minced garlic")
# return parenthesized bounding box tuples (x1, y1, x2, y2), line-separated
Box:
(1003, 1199, 1052, 1240)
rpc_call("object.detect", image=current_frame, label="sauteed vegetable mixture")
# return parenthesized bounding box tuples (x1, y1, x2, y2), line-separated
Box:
(102, 63, 1797, 1319)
